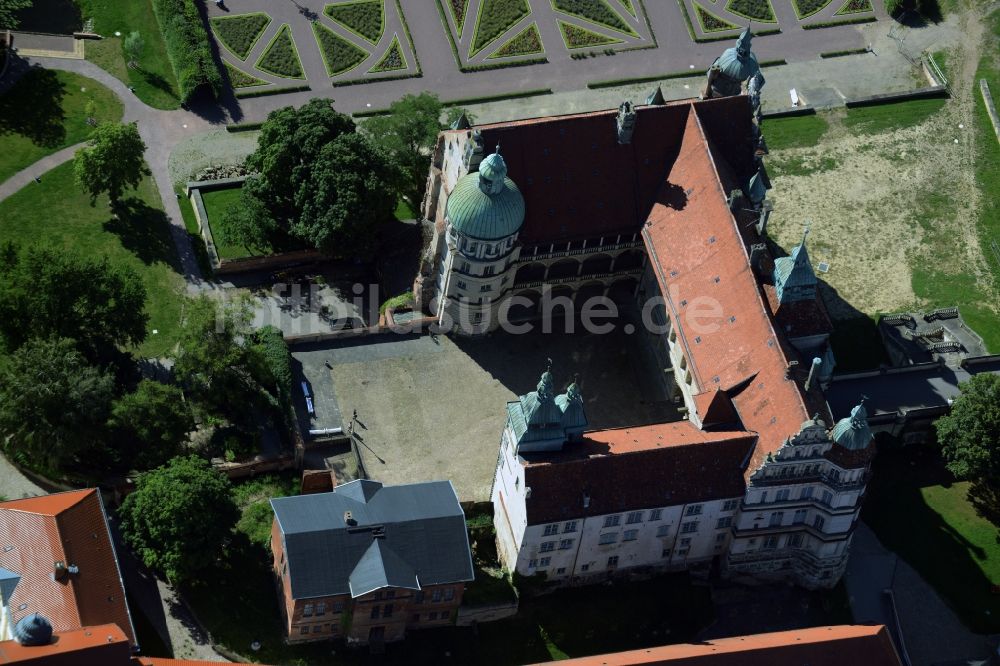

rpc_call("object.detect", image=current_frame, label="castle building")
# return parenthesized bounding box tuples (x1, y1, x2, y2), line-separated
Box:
(414, 30, 874, 589)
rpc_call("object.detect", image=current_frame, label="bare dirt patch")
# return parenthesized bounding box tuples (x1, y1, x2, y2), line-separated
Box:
(765, 8, 997, 322)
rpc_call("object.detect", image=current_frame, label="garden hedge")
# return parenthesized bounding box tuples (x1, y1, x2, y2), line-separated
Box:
(151, 0, 223, 101)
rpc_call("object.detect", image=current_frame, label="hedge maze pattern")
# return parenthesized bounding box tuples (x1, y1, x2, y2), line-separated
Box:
(210, 12, 271, 60)
(488, 22, 543, 58)
(369, 34, 408, 72)
(324, 0, 385, 44)
(256, 24, 305, 78)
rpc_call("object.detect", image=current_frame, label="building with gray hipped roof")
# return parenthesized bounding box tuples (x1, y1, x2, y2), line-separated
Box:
(270, 479, 474, 647)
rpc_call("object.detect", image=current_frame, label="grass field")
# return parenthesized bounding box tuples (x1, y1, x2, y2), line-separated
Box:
(0, 161, 186, 358)
(0, 69, 122, 183)
(257, 23, 305, 79)
(200, 186, 261, 260)
(863, 448, 1000, 633)
(761, 113, 830, 150)
(842, 98, 948, 134)
(77, 0, 181, 109)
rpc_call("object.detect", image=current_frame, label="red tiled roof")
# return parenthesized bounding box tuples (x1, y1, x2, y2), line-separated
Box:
(0, 490, 135, 646)
(469, 103, 692, 245)
(764, 285, 834, 340)
(523, 422, 755, 524)
(0, 623, 131, 665)
(642, 103, 816, 480)
(530, 624, 902, 666)
(693, 390, 740, 427)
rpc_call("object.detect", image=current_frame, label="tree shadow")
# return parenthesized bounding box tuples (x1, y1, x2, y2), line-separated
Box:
(104, 197, 183, 271)
(0, 67, 66, 147)
(140, 69, 179, 98)
(12, 0, 82, 34)
(968, 480, 1000, 531)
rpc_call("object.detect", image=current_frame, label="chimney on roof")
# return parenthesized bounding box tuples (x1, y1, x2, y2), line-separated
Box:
(749, 243, 768, 275)
(53, 561, 67, 581)
(805, 357, 822, 392)
(756, 200, 773, 236)
(617, 100, 636, 145)
(344, 511, 357, 527)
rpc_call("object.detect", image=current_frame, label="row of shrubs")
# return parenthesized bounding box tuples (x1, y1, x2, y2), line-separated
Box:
(150, 0, 223, 102)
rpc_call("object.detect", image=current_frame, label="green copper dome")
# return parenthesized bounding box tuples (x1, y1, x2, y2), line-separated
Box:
(830, 401, 873, 451)
(446, 150, 525, 241)
(715, 28, 760, 83)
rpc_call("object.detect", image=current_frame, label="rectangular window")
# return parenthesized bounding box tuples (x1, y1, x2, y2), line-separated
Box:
(444, 588, 455, 601)
(563, 520, 578, 533)
(822, 490, 833, 506)
(432, 589, 443, 603)
(480, 284, 492, 292)
(623, 529, 638, 541)
(370, 605, 380, 619)
(793, 509, 808, 525)
(556, 567, 566, 574)
(763, 536, 779, 549)
(383, 604, 394, 618)
(429, 612, 438, 621)
(761, 491, 769, 503)
(598, 532, 617, 545)
(661, 548, 671, 558)
(656, 524, 670, 537)
(528, 559, 537, 568)
(303, 603, 314, 617)
(685, 504, 703, 516)
(607, 556, 619, 568)
(539, 557, 551, 567)
(540, 541, 555, 552)
(559, 539, 574, 550)
(715, 533, 727, 543)
(813, 515, 826, 530)
(543, 524, 559, 536)
(681, 521, 698, 534)
(603, 515, 621, 528)
(769, 512, 784, 527)
(789, 534, 804, 548)
(677, 548, 689, 557)
(581, 564, 590, 571)
(316, 602, 326, 616)
(649, 509, 663, 521)
(301, 626, 309, 635)
(333, 601, 345, 612)
(679, 537, 691, 546)
(776, 489, 790, 501)
(801, 487, 814, 500)
(626, 511, 644, 524)
(722, 499, 739, 512)
(716, 516, 732, 529)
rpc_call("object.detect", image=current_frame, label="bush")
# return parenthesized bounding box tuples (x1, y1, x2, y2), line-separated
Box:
(150, 0, 223, 101)
(489, 22, 543, 57)
(725, 0, 777, 21)
(696, 4, 740, 31)
(471, 0, 531, 56)
(325, 0, 385, 44)
(257, 23, 305, 78)
(210, 12, 271, 59)
(370, 35, 407, 72)
(224, 61, 267, 89)
(836, 0, 872, 12)
(884, 0, 903, 13)
(253, 325, 292, 410)
(553, 0, 637, 35)
(449, 0, 471, 32)
(792, 0, 832, 17)
(313, 21, 368, 76)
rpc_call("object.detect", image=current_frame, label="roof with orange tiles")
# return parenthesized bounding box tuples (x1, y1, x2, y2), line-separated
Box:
(764, 284, 833, 340)
(521, 422, 756, 524)
(529, 624, 901, 665)
(641, 101, 824, 480)
(0, 490, 135, 646)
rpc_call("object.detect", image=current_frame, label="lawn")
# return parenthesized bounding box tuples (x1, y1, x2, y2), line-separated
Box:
(863, 448, 1000, 633)
(724, 0, 777, 21)
(761, 113, 830, 150)
(200, 186, 260, 260)
(559, 20, 622, 48)
(972, 11, 1000, 306)
(471, 0, 531, 57)
(552, 0, 637, 36)
(842, 98, 947, 134)
(325, 0, 385, 45)
(792, 0, 833, 18)
(210, 12, 272, 60)
(314, 21, 370, 76)
(224, 61, 268, 89)
(257, 23, 306, 79)
(76, 0, 181, 109)
(0, 69, 122, 183)
(0, 161, 186, 358)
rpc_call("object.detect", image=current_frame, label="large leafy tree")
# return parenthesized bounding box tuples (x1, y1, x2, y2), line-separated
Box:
(364, 93, 474, 213)
(937, 373, 1000, 482)
(110, 380, 194, 470)
(119, 455, 239, 582)
(232, 99, 396, 257)
(74, 121, 150, 205)
(291, 132, 396, 255)
(0, 0, 32, 29)
(0, 337, 114, 468)
(0, 243, 148, 364)
(172, 296, 274, 429)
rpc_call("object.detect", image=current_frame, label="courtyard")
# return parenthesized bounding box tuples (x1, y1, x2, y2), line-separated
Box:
(292, 321, 677, 500)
